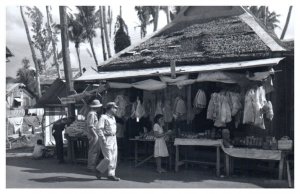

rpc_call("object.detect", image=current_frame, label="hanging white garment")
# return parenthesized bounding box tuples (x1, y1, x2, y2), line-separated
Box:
(114, 95, 128, 118)
(155, 100, 163, 116)
(135, 99, 145, 120)
(193, 89, 207, 109)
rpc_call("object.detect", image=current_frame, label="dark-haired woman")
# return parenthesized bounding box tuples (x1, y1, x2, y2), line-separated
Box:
(153, 114, 169, 173)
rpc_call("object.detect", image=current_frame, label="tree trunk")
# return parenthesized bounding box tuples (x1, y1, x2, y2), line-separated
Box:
(59, 6, 74, 92)
(102, 6, 112, 58)
(153, 6, 159, 32)
(75, 46, 83, 75)
(20, 6, 41, 98)
(99, 6, 107, 61)
(89, 37, 99, 67)
(166, 6, 170, 24)
(108, 6, 112, 38)
(46, 6, 61, 78)
(280, 6, 293, 40)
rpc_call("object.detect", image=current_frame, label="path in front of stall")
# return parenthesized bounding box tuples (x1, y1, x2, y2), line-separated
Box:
(6, 148, 289, 188)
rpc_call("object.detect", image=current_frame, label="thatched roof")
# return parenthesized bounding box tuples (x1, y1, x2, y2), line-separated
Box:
(36, 79, 68, 107)
(98, 6, 285, 72)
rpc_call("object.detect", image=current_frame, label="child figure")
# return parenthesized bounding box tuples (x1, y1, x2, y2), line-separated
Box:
(153, 114, 170, 173)
(32, 139, 46, 160)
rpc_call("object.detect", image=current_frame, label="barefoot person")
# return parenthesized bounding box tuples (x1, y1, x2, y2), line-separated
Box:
(86, 99, 102, 171)
(95, 102, 120, 181)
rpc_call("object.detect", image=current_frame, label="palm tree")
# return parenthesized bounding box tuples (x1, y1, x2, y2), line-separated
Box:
(46, 6, 61, 78)
(97, 6, 107, 61)
(280, 6, 293, 40)
(68, 14, 85, 75)
(76, 6, 99, 67)
(248, 6, 280, 32)
(114, 16, 131, 53)
(20, 6, 41, 98)
(134, 6, 155, 38)
(16, 59, 36, 93)
(102, 6, 112, 58)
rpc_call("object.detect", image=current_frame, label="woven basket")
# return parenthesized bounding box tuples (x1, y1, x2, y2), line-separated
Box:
(278, 136, 293, 150)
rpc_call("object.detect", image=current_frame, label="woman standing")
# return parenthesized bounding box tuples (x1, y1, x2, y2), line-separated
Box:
(153, 114, 170, 173)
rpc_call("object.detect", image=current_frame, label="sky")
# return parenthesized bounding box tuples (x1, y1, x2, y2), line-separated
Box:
(6, 5, 294, 78)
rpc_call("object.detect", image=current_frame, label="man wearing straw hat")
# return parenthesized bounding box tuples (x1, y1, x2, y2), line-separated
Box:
(86, 99, 102, 171)
(95, 102, 120, 181)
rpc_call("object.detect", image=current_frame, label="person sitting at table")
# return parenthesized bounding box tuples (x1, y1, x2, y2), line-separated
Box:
(153, 114, 170, 173)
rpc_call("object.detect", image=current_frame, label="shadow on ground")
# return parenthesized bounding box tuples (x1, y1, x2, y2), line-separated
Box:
(6, 148, 290, 188)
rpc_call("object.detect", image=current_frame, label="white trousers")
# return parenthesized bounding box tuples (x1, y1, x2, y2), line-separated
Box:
(96, 136, 118, 176)
(87, 128, 100, 170)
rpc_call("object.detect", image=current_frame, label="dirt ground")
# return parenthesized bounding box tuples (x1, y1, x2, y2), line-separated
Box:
(6, 147, 291, 188)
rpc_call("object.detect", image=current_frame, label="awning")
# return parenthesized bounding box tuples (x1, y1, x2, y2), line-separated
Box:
(75, 57, 284, 81)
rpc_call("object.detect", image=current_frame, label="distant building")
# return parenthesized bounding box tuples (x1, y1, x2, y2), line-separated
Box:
(6, 83, 37, 110)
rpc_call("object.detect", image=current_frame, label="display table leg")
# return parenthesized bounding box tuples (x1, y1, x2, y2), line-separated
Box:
(225, 154, 230, 176)
(287, 160, 292, 188)
(279, 153, 285, 180)
(168, 144, 172, 170)
(175, 145, 179, 172)
(66, 137, 72, 162)
(216, 146, 220, 177)
(134, 141, 138, 167)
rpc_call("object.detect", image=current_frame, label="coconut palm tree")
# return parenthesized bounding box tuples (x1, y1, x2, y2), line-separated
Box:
(46, 6, 61, 78)
(134, 6, 155, 38)
(76, 6, 99, 67)
(248, 6, 280, 32)
(102, 6, 112, 58)
(280, 6, 293, 40)
(97, 6, 107, 61)
(68, 14, 85, 75)
(20, 6, 41, 98)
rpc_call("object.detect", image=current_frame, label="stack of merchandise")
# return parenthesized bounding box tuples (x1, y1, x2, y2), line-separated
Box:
(65, 120, 87, 137)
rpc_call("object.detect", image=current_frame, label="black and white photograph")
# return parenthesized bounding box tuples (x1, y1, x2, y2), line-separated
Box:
(3, 0, 296, 189)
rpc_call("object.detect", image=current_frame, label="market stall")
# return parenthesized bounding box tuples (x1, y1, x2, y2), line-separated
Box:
(72, 6, 293, 179)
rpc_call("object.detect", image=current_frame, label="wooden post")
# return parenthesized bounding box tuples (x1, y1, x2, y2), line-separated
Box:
(59, 6, 73, 92)
(59, 6, 75, 117)
(170, 60, 176, 79)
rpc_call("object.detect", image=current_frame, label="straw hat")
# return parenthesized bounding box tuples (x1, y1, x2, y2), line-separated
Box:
(89, 99, 103, 108)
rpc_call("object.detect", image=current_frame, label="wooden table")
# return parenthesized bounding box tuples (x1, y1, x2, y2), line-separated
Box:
(222, 145, 288, 180)
(174, 138, 222, 176)
(129, 138, 173, 169)
(65, 135, 89, 164)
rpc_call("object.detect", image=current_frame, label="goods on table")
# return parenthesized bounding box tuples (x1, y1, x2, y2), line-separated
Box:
(278, 136, 293, 150)
(232, 136, 279, 150)
(65, 120, 87, 137)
